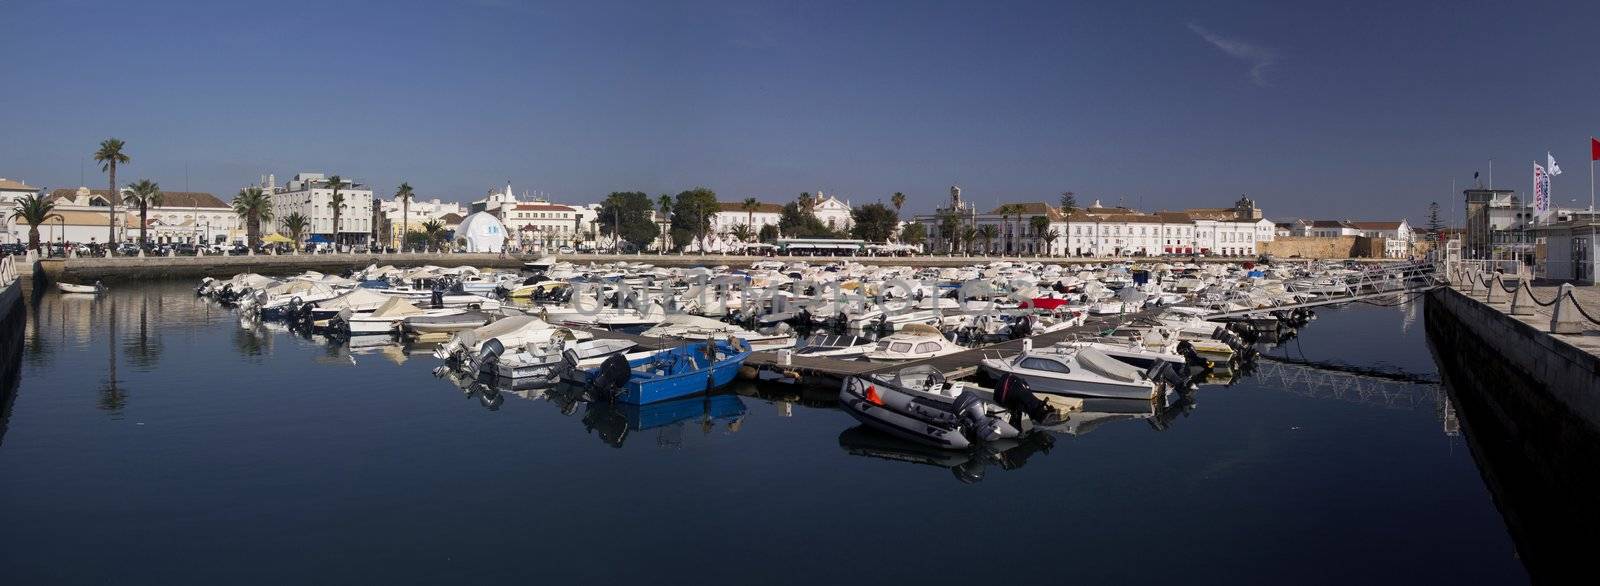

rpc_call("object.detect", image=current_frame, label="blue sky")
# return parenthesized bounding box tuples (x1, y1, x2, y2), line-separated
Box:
(3, 0, 1597, 224)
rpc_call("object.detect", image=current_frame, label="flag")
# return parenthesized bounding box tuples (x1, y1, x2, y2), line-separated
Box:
(1548, 152, 1563, 175)
(1534, 163, 1549, 217)
(1592, 137, 1600, 161)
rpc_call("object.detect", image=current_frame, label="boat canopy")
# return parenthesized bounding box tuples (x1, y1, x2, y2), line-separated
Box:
(1075, 347, 1142, 383)
(368, 297, 425, 318)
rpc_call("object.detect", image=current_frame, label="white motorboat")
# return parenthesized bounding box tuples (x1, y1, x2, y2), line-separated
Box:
(343, 297, 466, 335)
(979, 344, 1163, 400)
(639, 314, 794, 351)
(483, 337, 637, 380)
(793, 334, 874, 358)
(57, 282, 103, 294)
(864, 324, 963, 362)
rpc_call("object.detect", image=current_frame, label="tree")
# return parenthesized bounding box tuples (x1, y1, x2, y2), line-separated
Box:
(281, 212, 309, 252)
(937, 210, 962, 254)
(899, 222, 926, 247)
(9, 194, 61, 251)
(324, 175, 346, 247)
(1029, 215, 1050, 255)
(420, 219, 446, 249)
(396, 182, 414, 250)
(779, 201, 834, 238)
(977, 224, 999, 254)
(656, 194, 673, 251)
(232, 187, 275, 249)
(742, 197, 760, 240)
(598, 191, 659, 252)
(960, 225, 978, 254)
(670, 187, 718, 252)
(730, 223, 755, 244)
(890, 192, 906, 214)
(1427, 201, 1443, 241)
(850, 202, 899, 243)
(94, 138, 130, 245)
(1042, 228, 1061, 256)
(758, 224, 779, 243)
(122, 179, 163, 246)
(798, 191, 815, 211)
(1059, 191, 1078, 215)
(996, 204, 1021, 253)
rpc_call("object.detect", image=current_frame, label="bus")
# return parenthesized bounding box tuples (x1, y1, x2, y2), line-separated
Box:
(775, 238, 866, 256)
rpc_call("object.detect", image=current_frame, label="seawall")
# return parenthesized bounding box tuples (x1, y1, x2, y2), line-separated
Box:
(1424, 287, 1600, 581)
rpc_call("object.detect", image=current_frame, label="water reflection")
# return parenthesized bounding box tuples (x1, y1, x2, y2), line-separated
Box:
(838, 426, 1056, 484)
(0, 293, 25, 448)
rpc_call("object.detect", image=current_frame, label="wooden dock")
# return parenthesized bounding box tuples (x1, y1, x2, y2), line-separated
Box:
(574, 307, 1162, 386)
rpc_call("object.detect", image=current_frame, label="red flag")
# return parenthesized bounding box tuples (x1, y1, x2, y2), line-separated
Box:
(1592, 137, 1600, 161)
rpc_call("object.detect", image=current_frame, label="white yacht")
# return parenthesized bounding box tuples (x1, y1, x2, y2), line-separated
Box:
(979, 344, 1161, 400)
(863, 324, 963, 362)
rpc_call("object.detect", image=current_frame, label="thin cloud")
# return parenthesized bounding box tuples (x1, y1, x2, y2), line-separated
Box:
(1187, 22, 1280, 86)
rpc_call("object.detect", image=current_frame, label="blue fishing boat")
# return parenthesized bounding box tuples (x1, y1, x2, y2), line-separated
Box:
(576, 339, 752, 405)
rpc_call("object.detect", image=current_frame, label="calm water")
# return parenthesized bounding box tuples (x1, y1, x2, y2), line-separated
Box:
(0, 281, 1526, 584)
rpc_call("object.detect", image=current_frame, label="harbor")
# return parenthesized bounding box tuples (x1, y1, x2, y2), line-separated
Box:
(3, 252, 1589, 583)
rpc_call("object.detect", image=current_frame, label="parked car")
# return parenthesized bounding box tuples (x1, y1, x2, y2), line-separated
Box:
(558, 246, 574, 254)
(0, 243, 25, 257)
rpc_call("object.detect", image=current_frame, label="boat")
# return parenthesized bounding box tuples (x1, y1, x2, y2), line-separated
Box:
(837, 426, 1056, 484)
(573, 339, 752, 405)
(863, 324, 963, 362)
(57, 282, 103, 294)
(838, 365, 1020, 450)
(577, 393, 747, 448)
(343, 297, 466, 335)
(523, 255, 557, 273)
(793, 334, 874, 358)
(639, 314, 794, 351)
(978, 343, 1169, 400)
(479, 337, 637, 381)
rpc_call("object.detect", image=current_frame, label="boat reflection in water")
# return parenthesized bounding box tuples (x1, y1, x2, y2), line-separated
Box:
(578, 393, 747, 448)
(838, 391, 1196, 483)
(838, 425, 1056, 484)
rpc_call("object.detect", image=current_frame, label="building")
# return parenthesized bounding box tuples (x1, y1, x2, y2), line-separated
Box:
(1533, 217, 1598, 283)
(24, 187, 240, 246)
(379, 197, 464, 248)
(268, 173, 375, 247)
(914, 189, 1272, 257)
(1463, 188, 1534, 262)
(711, 201, 783, 237)
(1300, 220, 1362, 238)
(1349, 220, 1414, 258)
(455, 212, 507, 253)
(810, 191, 854, 232)
(0, 178, 42, 244)
(499, 201, 582, 252)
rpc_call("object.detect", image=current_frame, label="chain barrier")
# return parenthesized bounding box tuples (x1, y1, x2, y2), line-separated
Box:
(1566, 289, 1600, 326)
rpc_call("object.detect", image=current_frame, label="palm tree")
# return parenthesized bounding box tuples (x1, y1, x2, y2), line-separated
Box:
(960, 225, 978, 255)
(977, 224, 999, 255)
(742, 197, 759, 239)
(1042, 228, 1061, 256)
(395, 182, 414, 251)
(122, 179, 163, 247)
(1029, 215, 1050, 255)
(798, 191, 815, 211)
(281, 212, 310, 252)
(231, 187, 274, 249)
(730, 223, 755, 244)
(420, 219, 445, 249)
(9, 194, 61, 252)
(995, 204, 1019, 254)
(657, 194, 673, 251)
(324, 175, 346, 247)
(93, 138, 130, 246)
(891, 192, 906, 214)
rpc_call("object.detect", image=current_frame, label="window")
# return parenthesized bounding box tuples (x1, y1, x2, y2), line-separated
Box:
(1019, 357, 1070, 373)
(890, 342, 912, 353)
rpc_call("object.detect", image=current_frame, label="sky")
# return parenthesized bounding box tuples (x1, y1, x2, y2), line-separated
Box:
(2, 0, 1598, 225)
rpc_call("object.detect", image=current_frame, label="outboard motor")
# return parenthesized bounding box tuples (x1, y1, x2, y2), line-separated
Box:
(991, 373, 1056, 426)
(474, 338, 506, 375)
(431, 288, 445, 309)
(1176, 340, 1209, 368)
(586, 353, 633, 402)
(296, 301, 315, 326)
(952, 391, 1006, 442)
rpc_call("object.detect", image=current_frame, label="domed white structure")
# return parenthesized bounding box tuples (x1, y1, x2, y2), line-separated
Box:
(455, 211, 507, 253)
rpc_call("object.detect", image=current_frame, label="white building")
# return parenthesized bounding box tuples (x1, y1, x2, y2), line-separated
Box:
(1350, 220, 1414, 258)
(498, 201, 582, 252)
(455, 212, 507, 253)
(267, 173, 375, 247)
(916, 189, 1272, 257)
(18, 187, 242, 246)
(811, 191, 853, 232)
(1, 178, 42, 244)
(379, 196, 463, 248)
(712, 201, 783, 238)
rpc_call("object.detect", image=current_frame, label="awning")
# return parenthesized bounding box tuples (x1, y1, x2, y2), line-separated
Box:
(308, 235, 332, 243)
(262, 234, 293, 244)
